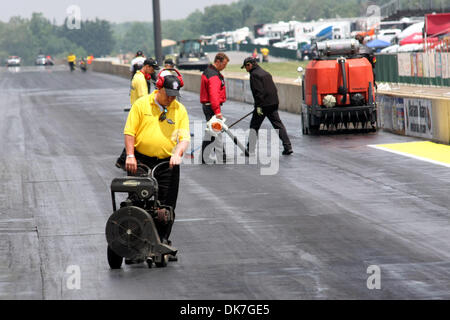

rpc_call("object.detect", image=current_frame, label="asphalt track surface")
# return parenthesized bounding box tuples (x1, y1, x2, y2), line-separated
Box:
(1, 65, 450, 300)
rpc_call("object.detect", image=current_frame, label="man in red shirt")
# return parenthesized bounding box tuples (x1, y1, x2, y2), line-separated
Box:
(200, 52, 229, 164)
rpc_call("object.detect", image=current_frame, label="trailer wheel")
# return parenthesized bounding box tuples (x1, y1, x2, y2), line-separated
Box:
(107, 246, 123, 269)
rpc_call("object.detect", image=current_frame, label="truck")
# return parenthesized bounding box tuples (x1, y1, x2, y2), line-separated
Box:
(175, 39, 210, 72)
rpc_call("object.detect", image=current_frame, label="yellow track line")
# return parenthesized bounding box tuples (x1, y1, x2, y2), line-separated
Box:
(368, 141, 450, 168)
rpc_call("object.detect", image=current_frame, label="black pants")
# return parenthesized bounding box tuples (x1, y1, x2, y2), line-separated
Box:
(201, 104, 226, 163)
(131, 150, 180, 242)
(69, 62, 74, 71)
(248, 105, 292, 152)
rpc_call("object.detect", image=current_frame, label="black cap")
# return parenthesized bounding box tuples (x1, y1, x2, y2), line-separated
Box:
(164, 58, 174, 66)
(136, 50, 143, 56)
(162, 75, 181, 96)
(143, 58, 160, 70)
(241, 57, 257, 69)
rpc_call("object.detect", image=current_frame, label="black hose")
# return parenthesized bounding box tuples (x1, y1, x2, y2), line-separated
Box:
(338, 58, 348, 104)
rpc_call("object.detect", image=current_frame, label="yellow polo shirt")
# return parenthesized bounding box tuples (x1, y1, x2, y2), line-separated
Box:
(67, 54, 76, 62)
(124, 90, 190, 159)
(130, 71, 148, 105)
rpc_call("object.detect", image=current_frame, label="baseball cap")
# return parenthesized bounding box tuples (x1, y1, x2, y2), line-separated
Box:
(164, 58, 174, 66)
(241, 57, 257, 69)
(162, 75, 181, 96)
(143, 58, 160, 70)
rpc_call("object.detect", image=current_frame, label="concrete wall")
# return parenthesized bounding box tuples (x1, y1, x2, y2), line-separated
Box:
(91, 60, 130, 79)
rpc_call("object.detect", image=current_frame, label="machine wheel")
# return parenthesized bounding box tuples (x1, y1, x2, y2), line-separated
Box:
(146, 258, 153, 268)
(309, 125, 320, 135)
(301, 113, 306, 135)
(107, 246, 123, 269)
(155, 254, 169, 268)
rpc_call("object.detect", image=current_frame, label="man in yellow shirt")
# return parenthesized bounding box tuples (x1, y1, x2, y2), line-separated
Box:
(260, 47, 269, 62)
(116, 58, 160, 167)
(123, 74, 190, 248)
(130, 58, 159, 105)
(67, 53, 76, 71)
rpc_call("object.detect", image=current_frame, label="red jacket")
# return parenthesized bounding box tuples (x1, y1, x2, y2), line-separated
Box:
(200, 64, 226, 115)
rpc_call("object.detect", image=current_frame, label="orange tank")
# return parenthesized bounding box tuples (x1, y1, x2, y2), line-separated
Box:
(304, 57, 375, 107)
(301, 56, 377, 134)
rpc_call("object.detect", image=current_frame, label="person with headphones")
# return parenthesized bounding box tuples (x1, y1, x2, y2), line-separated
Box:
(123, 73, 190, 255)
(129, 58, 159, 105)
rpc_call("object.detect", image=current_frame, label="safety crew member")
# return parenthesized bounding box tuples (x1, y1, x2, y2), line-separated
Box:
(200, 52, 229, 164)
(260, 47, 269, 62)
(116, 58, 160, 169)
(164, 58, 175, 69)
(67, 53, 76, 71)
(355, 34, 377, 88)
(129, 58, 159, 105)
(123, 74, 190, 251)
(241, 57, 293, 156)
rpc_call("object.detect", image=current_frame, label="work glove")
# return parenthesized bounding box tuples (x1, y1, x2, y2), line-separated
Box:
(256, 107, 263, 116)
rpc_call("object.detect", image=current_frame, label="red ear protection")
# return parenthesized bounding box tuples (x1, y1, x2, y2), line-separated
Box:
(156, 68, 184, 89)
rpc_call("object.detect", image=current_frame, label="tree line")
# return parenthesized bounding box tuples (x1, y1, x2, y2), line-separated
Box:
(0, 12, 114, 65)
(1, 0, 446, 64)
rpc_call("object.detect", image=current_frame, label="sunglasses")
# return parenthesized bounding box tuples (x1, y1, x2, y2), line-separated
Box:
(245, 63, 252, 67)
(159, 107, 168, 122)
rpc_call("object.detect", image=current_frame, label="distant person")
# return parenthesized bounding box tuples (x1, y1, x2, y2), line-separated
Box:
(116, 58, 160, 169)
(252, 48, 259, 62)
(80, 57, 87, 72)
(260, 47, 269, 62)
(67, 53, 76, 72)
(164, 58, 175, 69)
(355, 34, 377, 88)
(241, 57, 293, 156)
(161, 58, 181, 78)
(130, 50, 146, 78)
(129, 58, 159, 105)
(200, 52, 229, 164)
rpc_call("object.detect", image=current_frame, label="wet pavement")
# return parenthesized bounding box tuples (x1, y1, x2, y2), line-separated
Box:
(0, 66, 449, 299)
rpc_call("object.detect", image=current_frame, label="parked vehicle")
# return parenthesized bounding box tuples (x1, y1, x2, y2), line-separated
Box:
(176, 39, 209, 71)
(7, 56, 21, 66)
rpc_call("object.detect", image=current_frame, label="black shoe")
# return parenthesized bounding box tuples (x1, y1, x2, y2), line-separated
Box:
(282, 149, 293, 155)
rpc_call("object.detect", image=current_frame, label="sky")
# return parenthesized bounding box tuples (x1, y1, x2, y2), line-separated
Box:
(1, 0, 238, 24)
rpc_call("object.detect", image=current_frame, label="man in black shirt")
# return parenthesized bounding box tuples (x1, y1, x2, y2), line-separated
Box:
(242, 57, 293, 155)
